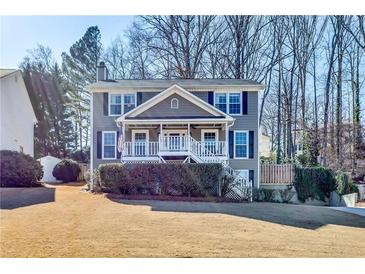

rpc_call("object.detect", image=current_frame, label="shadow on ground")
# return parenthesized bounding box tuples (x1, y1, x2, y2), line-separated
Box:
(0, 187, 55, 210)
(107, 196, 365, 230)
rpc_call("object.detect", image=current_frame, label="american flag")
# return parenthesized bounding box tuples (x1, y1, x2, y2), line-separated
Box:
(117, 131, 123, 153)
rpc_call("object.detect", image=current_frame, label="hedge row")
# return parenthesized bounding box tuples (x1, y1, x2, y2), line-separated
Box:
(294, 167, 358, 202)
(98, 163, 224, 197)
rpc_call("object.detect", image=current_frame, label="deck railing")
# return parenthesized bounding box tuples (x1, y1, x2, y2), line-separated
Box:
(122, 137, 227, 158)
(159, 136, 189, 152)
(122, 141, 159, 157)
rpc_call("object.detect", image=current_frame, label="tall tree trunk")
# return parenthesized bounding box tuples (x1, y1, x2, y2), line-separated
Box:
(322, 34, 336, 166)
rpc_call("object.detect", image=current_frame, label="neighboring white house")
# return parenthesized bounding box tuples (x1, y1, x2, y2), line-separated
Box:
(259, 134, 272, 158)
(0, 69, 37, 156)
(38, 155, 62, 182)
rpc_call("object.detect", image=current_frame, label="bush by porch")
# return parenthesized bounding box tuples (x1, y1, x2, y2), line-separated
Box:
(97, 163, 232, 198)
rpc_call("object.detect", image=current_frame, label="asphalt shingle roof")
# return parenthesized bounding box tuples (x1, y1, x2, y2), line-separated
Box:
(88, 78, 264, 90)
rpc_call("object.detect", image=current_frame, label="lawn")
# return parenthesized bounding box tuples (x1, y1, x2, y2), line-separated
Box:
(1, 183, 364, 258)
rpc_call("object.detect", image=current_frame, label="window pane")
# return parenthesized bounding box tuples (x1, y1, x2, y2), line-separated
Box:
(104, 133, 115, 145)
(110, 105, 122, 115)
(204, 132, 216, 142)
(229, 103, 241, 114)
(104, 146, 115, 158)
(134, 133, 146, 142)
(235, 132, 247, 145)
(235, 145, 247, 158)
(124, 94, 136, 113)
(215, 94, 227, 113)
(229, 93, 241, 114)
(110, 94, 121, 104)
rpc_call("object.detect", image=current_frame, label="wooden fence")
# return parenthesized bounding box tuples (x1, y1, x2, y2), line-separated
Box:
(260, 164, 294, 185)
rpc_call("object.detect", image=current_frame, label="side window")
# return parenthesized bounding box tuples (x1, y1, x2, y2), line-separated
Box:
(234, 131, 248, 159)
(102, 131, 116, 159)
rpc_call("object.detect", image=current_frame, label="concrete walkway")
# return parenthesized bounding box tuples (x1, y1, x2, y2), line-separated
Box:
(331, 207, 365, 217)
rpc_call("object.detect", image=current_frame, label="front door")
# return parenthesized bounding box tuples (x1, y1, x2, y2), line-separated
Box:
(132, 130, 149, 156)
(202, 129, 218, 153)
(162, 130, 187, 151)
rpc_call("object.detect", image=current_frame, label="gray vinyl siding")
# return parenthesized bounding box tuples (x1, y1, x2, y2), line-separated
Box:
(92, 90, 259, 187)
(92, 92, 120, 167)
(228, 92, 259, 188)
(141, 92, 159, 102)
(136, 94, 214, 118)
(92, 91, 160, 167)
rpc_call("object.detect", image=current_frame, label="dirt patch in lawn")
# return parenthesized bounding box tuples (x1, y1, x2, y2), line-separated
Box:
(1, 183, 365, 258)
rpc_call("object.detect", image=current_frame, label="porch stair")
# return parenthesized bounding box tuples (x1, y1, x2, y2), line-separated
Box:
(188, 137, 252, 201)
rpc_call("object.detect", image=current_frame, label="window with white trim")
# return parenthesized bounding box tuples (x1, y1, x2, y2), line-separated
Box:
(171, 98, 179, 109)
(109, 93, 136, 116)
(214, 92, 241, 115)
(234, 131, 248, 159)
(109, 94, 122, 115)
(102, 131, 116, 159)
(229, 93, 241, 114)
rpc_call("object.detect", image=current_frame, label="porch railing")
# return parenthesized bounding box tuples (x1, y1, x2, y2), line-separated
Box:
(159, 136, 189, 152)
(122, 137, 227, 158)
(122, 141, 159, 157)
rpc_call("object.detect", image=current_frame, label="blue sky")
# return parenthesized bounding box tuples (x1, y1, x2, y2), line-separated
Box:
(0, 16, 135, 68)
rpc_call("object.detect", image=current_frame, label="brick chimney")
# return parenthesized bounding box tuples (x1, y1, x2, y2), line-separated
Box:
(96, 61, 108, 81)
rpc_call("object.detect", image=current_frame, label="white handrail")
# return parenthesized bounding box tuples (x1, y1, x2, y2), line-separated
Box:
(189, 136, 252, 200)
(122, 141, 159, 157)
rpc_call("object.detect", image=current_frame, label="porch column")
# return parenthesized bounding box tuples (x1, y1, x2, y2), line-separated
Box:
(187, 122, 191, 153)
(122, 123, 126, 159)
(160, 123, 163, 151)
(225, 122, 228, 157)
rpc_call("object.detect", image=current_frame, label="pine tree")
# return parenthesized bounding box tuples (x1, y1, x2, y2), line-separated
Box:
(61, 26, 102, 150)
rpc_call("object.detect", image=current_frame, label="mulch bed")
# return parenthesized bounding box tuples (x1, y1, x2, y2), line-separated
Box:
(105, 193, 241, 203)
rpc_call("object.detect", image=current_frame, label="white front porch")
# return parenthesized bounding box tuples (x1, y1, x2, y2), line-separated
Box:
(119, 122, 229, 163)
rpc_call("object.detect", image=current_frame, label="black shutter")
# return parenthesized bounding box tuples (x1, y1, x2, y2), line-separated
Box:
(97, 131, 102, 159)
(229, 131, 234, 159)
(242, 91, 248, 115)
(208, 91, 214, 105)
(249, 130, 254, 159)
(116, 131, 121, 159)
(103, 93, 109, 116)
(249, 170, 254, 185)
(137, 92, 142, 105)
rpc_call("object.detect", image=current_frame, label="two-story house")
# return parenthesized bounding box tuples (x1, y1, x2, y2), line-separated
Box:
(87, 62, 264, 188)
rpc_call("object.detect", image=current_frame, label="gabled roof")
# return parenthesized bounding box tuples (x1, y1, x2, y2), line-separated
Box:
(117, 84, 235, 123)
(87, 78, 264, 91)
(0, 69, 17, 79)
(0, 69, 37, 123)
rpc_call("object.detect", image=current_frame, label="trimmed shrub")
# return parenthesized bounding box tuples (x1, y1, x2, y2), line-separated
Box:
(98, 163, 223, 197)
(335, 171, 358, 195)
(0, 150, 43, 187)
(294, 167, 336, 202)
(52, 159, 81, 182)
